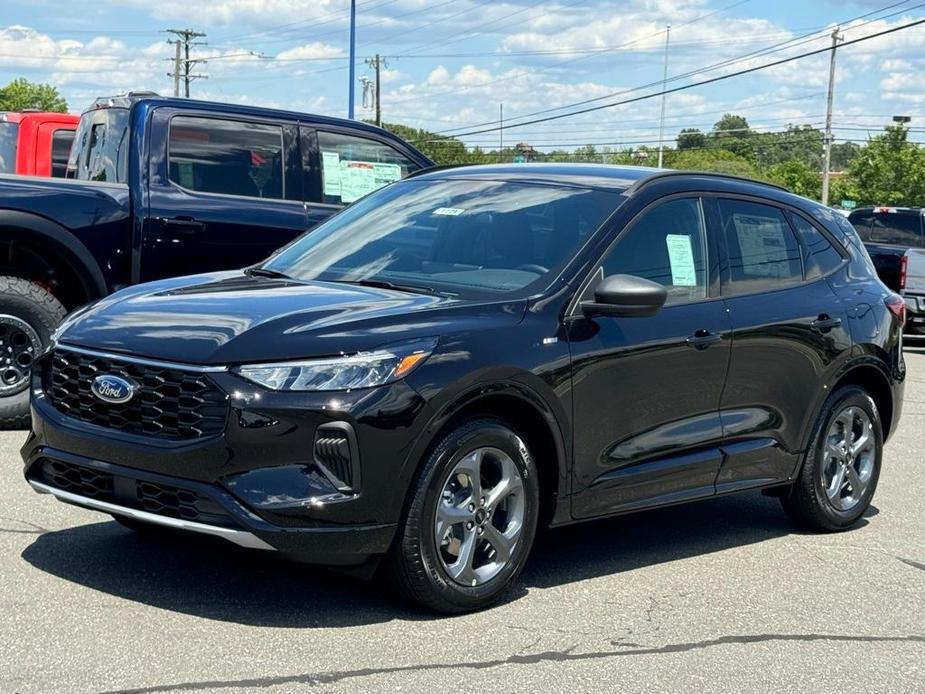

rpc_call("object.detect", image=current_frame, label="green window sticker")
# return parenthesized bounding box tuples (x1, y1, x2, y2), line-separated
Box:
(665, 234, 697, 287)
(321, 151, 341, 197)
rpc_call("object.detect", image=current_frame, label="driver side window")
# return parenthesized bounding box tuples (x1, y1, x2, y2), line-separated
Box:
(599, 197, 708, 306)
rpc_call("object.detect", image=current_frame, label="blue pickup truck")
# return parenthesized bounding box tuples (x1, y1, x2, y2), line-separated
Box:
(0, 93, 432, 427)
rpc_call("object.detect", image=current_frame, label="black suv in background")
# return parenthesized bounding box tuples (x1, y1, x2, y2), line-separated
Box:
(23, 165, 905, 613)
(0, 94, 431, 427)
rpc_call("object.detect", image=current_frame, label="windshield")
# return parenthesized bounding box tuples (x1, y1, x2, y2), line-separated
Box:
(0, 121, 18, 174)
(264, 178, 622, 298)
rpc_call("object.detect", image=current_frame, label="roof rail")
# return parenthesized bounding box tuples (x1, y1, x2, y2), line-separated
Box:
(627, 169, 791, 195)
(404, 163, 473, 179)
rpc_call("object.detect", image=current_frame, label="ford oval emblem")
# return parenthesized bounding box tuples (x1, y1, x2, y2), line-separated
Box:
(90, 374, 136, 404)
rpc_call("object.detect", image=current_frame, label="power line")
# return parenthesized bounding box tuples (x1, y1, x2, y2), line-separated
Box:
(432, 0, 920, 135)
(439, 16, 925, 140)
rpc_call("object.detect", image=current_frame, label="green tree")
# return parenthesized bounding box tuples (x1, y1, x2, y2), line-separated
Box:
(677, 128, 706, 150)
(841, 125, 925, 206)
(710, 113, 754, 161)
(0, 78, 67, 112)
(664, 148, 760, 178)
(766, 160, 822, 200)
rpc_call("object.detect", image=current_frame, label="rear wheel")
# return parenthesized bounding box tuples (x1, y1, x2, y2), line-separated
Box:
(0, 276, 67, 429)
(781, 386, 882, 531)
(388, 419, 539, 613)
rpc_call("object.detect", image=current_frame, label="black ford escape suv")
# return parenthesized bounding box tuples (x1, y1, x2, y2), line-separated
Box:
(22, 165, 905, 613)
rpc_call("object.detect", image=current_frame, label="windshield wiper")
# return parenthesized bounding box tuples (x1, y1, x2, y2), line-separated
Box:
(244, 266, 292, 280)
(335, 278, 448, 296)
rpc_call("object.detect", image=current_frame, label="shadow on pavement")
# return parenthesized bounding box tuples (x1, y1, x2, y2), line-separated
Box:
(21, 490, 866, 627)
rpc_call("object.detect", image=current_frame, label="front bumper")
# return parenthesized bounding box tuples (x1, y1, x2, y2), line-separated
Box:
(22, 347, 432, 565)
(903, 294, 925, 330)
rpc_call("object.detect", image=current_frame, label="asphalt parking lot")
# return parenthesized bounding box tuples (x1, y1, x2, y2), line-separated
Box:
(1, 353, 923, 693)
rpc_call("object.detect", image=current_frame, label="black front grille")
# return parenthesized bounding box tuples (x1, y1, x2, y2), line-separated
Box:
(43, 349, 228, 440)
(38, 459, 237, 528)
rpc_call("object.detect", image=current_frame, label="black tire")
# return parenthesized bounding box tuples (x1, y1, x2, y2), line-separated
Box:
(387, 418, 540, 613)
(0, 276, 67, 430)
(781, 386, 883, 532)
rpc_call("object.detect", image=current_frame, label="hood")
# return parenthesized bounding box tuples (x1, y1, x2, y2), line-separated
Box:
(59, 271, 526, 365)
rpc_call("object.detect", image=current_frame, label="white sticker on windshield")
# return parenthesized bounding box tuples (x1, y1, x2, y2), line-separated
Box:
(433, 207, 465, 216)
(665, 234, 697, 286)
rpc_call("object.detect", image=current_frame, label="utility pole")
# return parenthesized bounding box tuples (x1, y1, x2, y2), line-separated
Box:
(348, 0, 357, 118)
(657, 25, 671, 169)
(166, 28, 207, 98)
(171, 40, 181, 97)
(365, 54, 388, 126)
(499, 103, 504, 162)
(821, 27, 843, 207)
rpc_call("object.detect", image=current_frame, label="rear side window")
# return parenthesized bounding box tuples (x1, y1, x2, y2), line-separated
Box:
(870, 212, 923, 246)
(315, 130, 420, 205)
(50, 129, 74, 178)
(719, 199, 803, 295)
(0, 121, 18, 173)
(601, 197, 708, 306)
(168, 116, 286, 200)
(788, 213, 844, 279)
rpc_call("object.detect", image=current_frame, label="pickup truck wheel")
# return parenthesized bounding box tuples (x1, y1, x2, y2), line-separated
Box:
(0, 276, 67, 430)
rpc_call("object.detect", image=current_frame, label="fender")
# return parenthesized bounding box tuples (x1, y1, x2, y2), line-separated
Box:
(798, 354, 895, 454)
(397, 373, 572, 526)
(0, 209, 108, 299)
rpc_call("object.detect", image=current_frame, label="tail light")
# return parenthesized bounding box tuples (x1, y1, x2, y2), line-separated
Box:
(900, 254, 908, 292)
(885, 294, 906, 325)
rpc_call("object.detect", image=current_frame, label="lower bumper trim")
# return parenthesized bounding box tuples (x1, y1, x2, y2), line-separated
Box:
(28, 480, 276, 551)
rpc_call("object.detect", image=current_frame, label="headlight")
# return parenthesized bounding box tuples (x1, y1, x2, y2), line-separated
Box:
(233, 337, 437, 392)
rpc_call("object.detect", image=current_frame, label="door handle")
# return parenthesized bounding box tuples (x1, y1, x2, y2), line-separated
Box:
(157, 216, 205, 234)
(811, 314, 842, 333)
(685, 329, 723, 350)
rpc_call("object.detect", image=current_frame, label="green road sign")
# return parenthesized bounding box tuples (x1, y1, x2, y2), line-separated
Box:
(841, 199, 857, 210)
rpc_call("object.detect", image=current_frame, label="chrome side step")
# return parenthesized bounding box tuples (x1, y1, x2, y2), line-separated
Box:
(28, 480, 275, 551)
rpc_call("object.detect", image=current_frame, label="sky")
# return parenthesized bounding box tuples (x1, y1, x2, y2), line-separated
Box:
(1, 0, 924, 151)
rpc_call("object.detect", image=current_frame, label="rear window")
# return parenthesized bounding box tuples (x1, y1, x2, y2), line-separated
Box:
(850, 210, 923, 246)
(0, 121, 19, 174)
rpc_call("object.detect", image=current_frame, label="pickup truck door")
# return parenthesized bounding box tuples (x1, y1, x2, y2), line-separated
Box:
(141, 109, 309, 282)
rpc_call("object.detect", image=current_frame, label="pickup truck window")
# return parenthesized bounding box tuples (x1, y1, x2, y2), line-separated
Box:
(870, 214, 923, 246)
(316, 130, 420, 205)
(0, 122, 17, 174)
(50, 130, 74, 178)
(77, 108, 129, 183)
(168, 116, 286, 200)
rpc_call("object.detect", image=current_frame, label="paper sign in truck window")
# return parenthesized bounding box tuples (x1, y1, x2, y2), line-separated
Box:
(338, 161, 403, 203)
(321, 151, 342, 197)
(665, 234, 697, 286)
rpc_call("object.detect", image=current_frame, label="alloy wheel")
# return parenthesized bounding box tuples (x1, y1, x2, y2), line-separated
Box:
(821, 406, 876, 512)
(0, 314, 41, 397)
(434, 446, 526, 587)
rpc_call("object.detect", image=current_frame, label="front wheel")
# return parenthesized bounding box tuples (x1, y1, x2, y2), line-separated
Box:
(0, 276, 67, 429)
(781, 386, 883, 531)
(388, 419, 539, 613)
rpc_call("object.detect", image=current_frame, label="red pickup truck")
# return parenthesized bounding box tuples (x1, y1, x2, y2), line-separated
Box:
(0, 111, 79, 177)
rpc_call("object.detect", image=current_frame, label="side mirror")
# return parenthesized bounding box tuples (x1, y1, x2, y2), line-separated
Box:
(581, 274, 667, 318)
